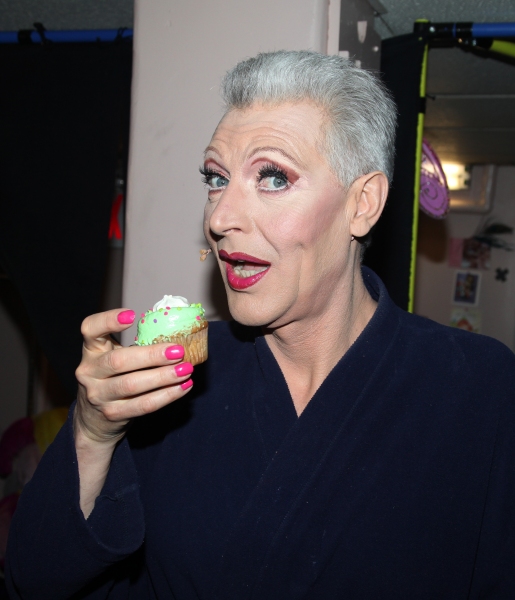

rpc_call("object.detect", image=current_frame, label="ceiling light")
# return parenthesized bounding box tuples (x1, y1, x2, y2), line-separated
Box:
(441, 162, 471, 190)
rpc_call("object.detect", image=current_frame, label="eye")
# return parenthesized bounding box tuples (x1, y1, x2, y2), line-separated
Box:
(199, 166, 229, 190)
(257, 164, 289, 191)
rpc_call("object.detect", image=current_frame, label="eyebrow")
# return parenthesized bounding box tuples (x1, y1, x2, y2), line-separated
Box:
(203, 145, 220, 157)
(247, 146, 301, 167)
(203, 145, 302, 168)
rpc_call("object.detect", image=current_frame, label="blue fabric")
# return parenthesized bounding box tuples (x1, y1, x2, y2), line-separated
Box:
(6, 268, 515, 598)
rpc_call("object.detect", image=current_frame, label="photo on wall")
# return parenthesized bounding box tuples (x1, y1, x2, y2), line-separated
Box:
(452, 271, 481, 306)
(448, 238, 491, 270)
(450, 307, 482, 334)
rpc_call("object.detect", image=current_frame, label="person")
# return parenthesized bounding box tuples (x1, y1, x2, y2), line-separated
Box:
(6, 50, 515, 599)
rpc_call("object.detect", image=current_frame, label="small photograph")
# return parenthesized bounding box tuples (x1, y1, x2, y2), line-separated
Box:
(461, 238, 491, 270)
(452, 270, 481, 306)
(450, 307, 482, 334)
(448, 238, 490, 270)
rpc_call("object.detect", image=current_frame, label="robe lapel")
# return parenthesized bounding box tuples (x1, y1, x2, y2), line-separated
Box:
(214, 272, 402, 599)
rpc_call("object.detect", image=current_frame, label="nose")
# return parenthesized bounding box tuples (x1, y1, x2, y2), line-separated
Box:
(206, 179, 250, 239)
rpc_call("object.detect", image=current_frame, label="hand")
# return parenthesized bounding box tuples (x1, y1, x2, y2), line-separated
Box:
(74, 308, 194, 445)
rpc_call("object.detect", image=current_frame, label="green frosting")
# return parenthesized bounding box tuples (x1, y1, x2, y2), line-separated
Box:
(135, 303, 206, 346)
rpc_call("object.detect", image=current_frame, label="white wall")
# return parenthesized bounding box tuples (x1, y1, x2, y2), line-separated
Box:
(414, 166, 515, 350)
(122, 0, 333, 339)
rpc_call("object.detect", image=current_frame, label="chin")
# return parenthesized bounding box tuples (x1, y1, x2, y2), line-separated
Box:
(227, 301, 267, 327)
(225, 291, 278, 328)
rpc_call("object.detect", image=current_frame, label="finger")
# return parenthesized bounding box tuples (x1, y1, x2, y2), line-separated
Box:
(95, 362, 194, 402)
(85, 343, 185, 380)
(82, 308, 136, 353)
(100, 378, 194, 422)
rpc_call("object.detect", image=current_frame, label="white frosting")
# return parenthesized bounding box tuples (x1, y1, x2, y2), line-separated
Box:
(153, 295, 189, 311)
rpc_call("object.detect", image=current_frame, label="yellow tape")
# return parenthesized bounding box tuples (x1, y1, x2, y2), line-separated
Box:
(491, 40, 515, 59)
(408, 41, 429, 314)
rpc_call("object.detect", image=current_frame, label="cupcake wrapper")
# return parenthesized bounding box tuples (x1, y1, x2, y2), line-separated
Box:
(151, 323, 208, 366)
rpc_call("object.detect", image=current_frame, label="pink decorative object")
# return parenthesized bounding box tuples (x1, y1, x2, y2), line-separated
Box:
(420, 139, 449, 219)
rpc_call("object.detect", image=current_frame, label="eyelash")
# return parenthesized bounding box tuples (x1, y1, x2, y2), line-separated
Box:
(256, 163, 289, 188)
(199, 166, 225, 186)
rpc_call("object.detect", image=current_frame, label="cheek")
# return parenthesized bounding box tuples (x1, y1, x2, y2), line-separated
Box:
(262, 202, 314, 254)
(309, 188, 349, 250)
(270, 192, 345, 254)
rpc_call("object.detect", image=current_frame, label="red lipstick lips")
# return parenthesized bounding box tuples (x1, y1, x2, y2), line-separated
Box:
(218, 250, 271, 290)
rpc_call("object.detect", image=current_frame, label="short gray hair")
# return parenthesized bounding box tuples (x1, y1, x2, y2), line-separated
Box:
(221, 50, 397, 189)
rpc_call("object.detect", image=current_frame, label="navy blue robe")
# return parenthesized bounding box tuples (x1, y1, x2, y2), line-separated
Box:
(6, 269, 515, 598)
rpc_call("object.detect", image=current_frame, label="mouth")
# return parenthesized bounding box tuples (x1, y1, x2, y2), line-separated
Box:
(218, 250, 271, 290)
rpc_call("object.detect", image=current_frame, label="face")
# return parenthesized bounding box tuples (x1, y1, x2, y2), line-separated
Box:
(202, 101, 355, 328)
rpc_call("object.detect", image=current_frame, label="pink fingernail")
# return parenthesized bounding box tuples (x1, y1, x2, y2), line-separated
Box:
(175, 362, 194, 377)
(165, 345, 184, 360)
(181, 379, 193, 390)
(117, 310, 135, 324)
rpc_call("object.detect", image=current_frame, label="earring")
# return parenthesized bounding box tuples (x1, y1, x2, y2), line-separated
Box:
(351, 235, 355, 241)
(200, 248, 212, 261)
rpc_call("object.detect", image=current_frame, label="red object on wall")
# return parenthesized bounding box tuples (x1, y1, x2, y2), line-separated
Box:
(109, 193, 123, 240)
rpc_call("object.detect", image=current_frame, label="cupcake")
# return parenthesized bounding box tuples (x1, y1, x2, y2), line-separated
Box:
(134, 295, 208, 365)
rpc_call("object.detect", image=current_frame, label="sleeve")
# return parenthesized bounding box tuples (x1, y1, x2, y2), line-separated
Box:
(5, 404, 145, 599)
(468, 346, 515, 598)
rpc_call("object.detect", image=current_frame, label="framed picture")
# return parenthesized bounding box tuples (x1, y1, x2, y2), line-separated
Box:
(452, 271, 481, 306)
(450, 307, 481, 334)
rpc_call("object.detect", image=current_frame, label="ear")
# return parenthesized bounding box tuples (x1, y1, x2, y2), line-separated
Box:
(348, 171, 389, 238)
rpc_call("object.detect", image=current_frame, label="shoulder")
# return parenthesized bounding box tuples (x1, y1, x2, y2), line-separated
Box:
(364, 265, 515, 384)
(395, 309, 515, 399)
(401, 309, 513, 363)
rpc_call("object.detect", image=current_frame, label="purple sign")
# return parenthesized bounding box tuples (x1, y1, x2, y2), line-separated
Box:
(420, 139, 449, 219)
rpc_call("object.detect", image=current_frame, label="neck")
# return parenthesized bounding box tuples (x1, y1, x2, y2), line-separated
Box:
(263, 266, 376, 416)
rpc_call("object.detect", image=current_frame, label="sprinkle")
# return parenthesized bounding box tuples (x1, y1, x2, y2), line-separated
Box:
(141, 319, 145, 323)
(177, 307, 182, 311)
(196, 316, 201, 320)
(166, 306, 170, 310)
(134, 336, 137, 341)
(164, 311, 168, 315)
(140, 313, 145, 317)
(159, 308, 163, 312)
(153, 318, 157, 323)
